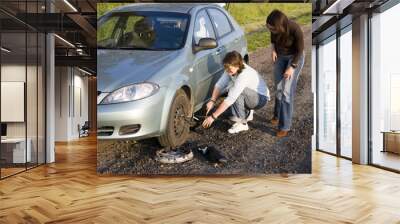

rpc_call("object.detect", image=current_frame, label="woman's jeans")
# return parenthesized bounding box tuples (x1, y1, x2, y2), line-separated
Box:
(231, 88, 268, 123)
(273, 54, 304, 131)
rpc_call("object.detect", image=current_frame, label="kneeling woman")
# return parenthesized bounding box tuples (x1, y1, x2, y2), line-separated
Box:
(202, 51, 270, 133)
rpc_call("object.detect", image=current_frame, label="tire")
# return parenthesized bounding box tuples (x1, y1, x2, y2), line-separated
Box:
(244, 54, 249, 64)
(158, 89, 191, 148)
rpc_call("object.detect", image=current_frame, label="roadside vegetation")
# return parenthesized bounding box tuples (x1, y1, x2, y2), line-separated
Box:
(226, 3, 311, 52)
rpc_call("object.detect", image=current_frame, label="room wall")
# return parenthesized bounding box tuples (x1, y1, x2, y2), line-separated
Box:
(71, 70, 89, 138)
(54, 66, 89, 141)
(54, 66, 70, 141)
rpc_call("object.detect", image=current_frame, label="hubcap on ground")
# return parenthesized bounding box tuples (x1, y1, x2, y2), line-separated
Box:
(155, 148, 193, 164)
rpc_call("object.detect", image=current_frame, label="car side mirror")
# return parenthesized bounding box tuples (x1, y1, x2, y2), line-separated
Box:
(193, 38, 217, 53)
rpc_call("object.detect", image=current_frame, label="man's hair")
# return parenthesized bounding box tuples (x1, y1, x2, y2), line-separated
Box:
(223, 51, 245, 75)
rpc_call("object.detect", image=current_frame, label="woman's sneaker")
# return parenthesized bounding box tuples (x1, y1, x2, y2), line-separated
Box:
(228, 123, 249, 134)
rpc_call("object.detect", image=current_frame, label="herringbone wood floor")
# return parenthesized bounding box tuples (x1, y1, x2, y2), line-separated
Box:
(0, 136, 399, 224)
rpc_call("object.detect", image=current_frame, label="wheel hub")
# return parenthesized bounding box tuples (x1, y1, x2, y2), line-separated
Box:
(173, 104, 186, 137)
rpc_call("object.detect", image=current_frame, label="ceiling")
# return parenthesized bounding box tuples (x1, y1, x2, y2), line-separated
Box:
(312, 0, 390, 44)
(0, 0, 97, 74)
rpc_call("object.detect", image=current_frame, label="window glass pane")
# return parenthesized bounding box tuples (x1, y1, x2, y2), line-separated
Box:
(1, 30, 27, 177)
(97, 12, 189, 50)
(371, 3, 400, 171)
(1, 0, 46, 179)
(207, 9, 232, 37)
(193, 10, 216, 44)
(97, 16, 119, 43)
(318, 36, 337, 154)
(340, 28, 352, 158)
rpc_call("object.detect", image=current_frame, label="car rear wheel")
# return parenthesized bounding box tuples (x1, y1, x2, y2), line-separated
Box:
(158, 89, 191, 148)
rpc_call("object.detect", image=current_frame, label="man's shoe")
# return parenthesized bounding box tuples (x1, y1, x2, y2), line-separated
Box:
(228, 123, 249, 134)
(276, 130, 289, 137)
(246, 110, 254, 121)
(271, 117, 279, 126)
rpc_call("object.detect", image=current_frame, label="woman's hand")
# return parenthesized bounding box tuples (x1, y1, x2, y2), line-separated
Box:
(202, 116, 215, 128)
(284, 66, 295, 80)
(206, 101, 215, 115)
(272, 50, 277, 63)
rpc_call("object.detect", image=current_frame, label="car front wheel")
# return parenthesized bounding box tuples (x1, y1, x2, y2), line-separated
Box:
(158, 89, 191, 148)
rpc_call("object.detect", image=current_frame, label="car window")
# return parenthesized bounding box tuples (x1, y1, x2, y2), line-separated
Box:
(97, 16, 120, 44)
(98, 12, 189, 50)
(207, 8, 232, 37)
(193, 10, 216, 45)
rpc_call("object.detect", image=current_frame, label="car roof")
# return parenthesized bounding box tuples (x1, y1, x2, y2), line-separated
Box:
(110, 3, 221, 14)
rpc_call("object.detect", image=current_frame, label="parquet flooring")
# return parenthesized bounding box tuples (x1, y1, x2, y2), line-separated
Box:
(1, 136, 400, 223)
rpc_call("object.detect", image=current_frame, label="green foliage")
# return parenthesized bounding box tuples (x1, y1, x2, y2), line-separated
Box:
(97, 3, 131, 18)
(247, 30, 271, 53)
(226, 3, 311, 27)
(97, 16, 117, 43)
(226, 3, 311, 52)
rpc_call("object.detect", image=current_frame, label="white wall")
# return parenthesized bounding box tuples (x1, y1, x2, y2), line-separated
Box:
(55, 66, 69, 141)
(1, 65, 26, 81)
(72, 72, 89, 138)
(1, 64, 27, 138)
(54, 67, 89, 141)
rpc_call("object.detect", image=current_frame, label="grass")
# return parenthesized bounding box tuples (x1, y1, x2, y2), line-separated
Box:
(226, 3, 311, 52)
(247, 31, 271, 52)
(97, 3, 312, 52)
(98, 3, 131, 18)
(227, 3, 311, 27)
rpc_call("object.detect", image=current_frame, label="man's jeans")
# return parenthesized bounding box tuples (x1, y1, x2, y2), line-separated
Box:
(273, 54, 305, 131)
(231, 88, 268, 123)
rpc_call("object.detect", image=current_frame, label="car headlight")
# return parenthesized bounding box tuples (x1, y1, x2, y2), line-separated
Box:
(100, 82, 159, 104)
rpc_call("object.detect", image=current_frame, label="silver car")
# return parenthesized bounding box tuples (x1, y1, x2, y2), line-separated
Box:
(97, 3, 248, 147)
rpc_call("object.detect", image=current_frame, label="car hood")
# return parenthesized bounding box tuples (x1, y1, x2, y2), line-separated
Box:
(97, 49, 180, 92)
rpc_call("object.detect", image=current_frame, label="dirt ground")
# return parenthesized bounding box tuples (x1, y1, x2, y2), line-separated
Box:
(97, 25, 313, 175)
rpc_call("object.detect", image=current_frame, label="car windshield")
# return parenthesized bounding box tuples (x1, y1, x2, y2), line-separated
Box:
(98, 11, 189, 50)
